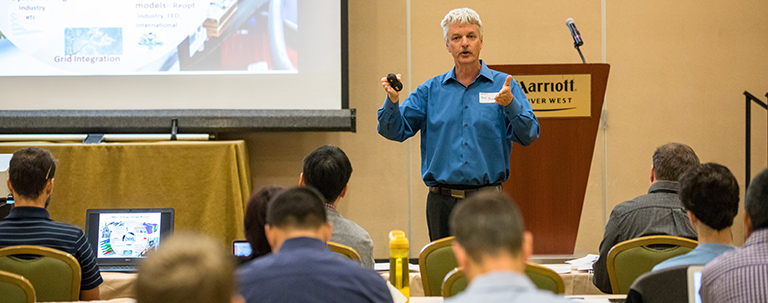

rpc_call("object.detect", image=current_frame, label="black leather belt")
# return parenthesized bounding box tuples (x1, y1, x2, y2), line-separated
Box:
(429, 185, 502, 199)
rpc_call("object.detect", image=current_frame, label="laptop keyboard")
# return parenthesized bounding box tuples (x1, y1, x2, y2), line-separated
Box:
(99, 265, 137, 273)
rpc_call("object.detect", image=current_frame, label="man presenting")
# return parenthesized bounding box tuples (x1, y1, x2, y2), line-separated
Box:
(378, 7, 539, 241)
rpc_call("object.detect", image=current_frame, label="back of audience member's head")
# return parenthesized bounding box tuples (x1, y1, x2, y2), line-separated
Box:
(8, 147, 56, 200)
(450, 190, 527, 263)
(136, 232, 239, 303)
(266, 186, 328, 230)
(302, 145, 352, 203)
(652, 143, 700, 181)
(746, 168, 768, 232)
(679, 163, 740, 231)
(244, 186, 283, 259)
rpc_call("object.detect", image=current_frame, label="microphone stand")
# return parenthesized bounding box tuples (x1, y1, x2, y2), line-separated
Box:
(575, 43, 586, 64)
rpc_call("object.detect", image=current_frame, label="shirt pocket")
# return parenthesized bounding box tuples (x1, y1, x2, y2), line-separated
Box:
(475, 104, 503, 141)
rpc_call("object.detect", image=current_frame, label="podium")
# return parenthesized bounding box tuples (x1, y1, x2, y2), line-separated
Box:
(489, 63, 610, 254)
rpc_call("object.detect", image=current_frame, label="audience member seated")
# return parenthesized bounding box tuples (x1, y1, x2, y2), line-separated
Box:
(446, 189, 571, 303)
(700, 168, 768, 302)
(593, 142, 699, 293)
(653, 163, 738, 271)
(236, 187, 392, 303)
(0, 147, 102, 300)
(136, 232, 243, 303)
(299, 145, 375, 269)
(243, 186, 284, 261)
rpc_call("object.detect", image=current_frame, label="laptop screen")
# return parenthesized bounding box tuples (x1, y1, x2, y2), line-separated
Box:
(233, 240, 252, 257)
(687, 265, 705, 303)
(85, 208, 174, 268)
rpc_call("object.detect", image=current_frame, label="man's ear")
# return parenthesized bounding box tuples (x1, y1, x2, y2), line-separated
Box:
(745, 213, 754, 239)
(7, 179, 14, 195)
(299, 173, 305, 186)
(687, 210, 698, 225)
(650, 165, 656, 183)
(451, 241, 468, 271)
(265, 224, 279, 252)
(339, 185, 348, 198)
(321, 222, 333, 242)
(45, 178, 54, 195)
(522, 231, 534, 262)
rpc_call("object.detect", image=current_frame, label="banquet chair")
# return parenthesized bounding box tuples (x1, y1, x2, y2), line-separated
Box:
(419, 236, 458, 296)
(0, 245, 81, 301)
(606, 235, 697, 294)
(441, 267, 467, 298)
(525, 262, 565, 294)
(0, 269, 36, 303)
(327, 241, 361, 263)
(440, 263, 565, 298)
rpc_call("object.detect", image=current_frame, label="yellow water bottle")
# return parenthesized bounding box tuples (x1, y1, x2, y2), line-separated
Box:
(389, 230, 410, 300)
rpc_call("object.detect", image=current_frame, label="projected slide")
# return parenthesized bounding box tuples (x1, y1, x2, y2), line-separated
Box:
(97, 212, 162, 258)
(0, 0, 298, 76)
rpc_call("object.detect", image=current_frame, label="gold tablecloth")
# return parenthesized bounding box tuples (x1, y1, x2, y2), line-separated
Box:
(0, 140, 251, 245)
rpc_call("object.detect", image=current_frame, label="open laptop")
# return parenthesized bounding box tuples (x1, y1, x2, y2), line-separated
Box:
(687, 265, 705, 303)
(85, 208, 174, 272)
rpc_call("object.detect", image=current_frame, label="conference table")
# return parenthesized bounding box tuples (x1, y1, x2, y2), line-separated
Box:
(409, 296, 626, 303)
(408, 295, 626, 303)
(99, 265, 603, 299)
(379, 267, 603, 296)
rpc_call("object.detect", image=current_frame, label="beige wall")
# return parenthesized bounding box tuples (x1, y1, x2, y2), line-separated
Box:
(223, 0, 768, 259)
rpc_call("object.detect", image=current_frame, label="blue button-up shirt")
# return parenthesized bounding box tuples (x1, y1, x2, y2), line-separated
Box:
(377, 61, 539, 187)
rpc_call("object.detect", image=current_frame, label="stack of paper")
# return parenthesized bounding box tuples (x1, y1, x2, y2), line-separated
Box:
(566, 254, 599, 271)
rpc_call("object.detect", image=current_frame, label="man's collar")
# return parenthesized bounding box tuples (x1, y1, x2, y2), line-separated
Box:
(464, 271, 536, 293)
(648, 180, 680, 194)
(279, 237, 327, 252)
(5, 206, 51, 220)
(744, 228, 768, 246)
(477, 60, 493, 81)
(324, 203, 336, 211)
(442, 60, 493, 85)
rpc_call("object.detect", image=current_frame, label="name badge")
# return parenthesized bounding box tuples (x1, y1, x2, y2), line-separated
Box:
(479, 92, 498, 103)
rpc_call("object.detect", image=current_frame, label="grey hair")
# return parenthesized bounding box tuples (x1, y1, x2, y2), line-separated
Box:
(441, 8, 483, 41)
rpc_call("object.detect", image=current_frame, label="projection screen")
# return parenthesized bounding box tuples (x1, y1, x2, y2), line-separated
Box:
(0, 0, 353, 134)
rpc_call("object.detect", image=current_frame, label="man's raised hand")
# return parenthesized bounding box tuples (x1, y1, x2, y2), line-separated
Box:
(494, 75, 514, 106)
(381, 73, 402, 103)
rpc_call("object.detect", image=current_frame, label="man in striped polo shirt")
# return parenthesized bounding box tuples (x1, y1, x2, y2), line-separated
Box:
(0, 147, 103, 300)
